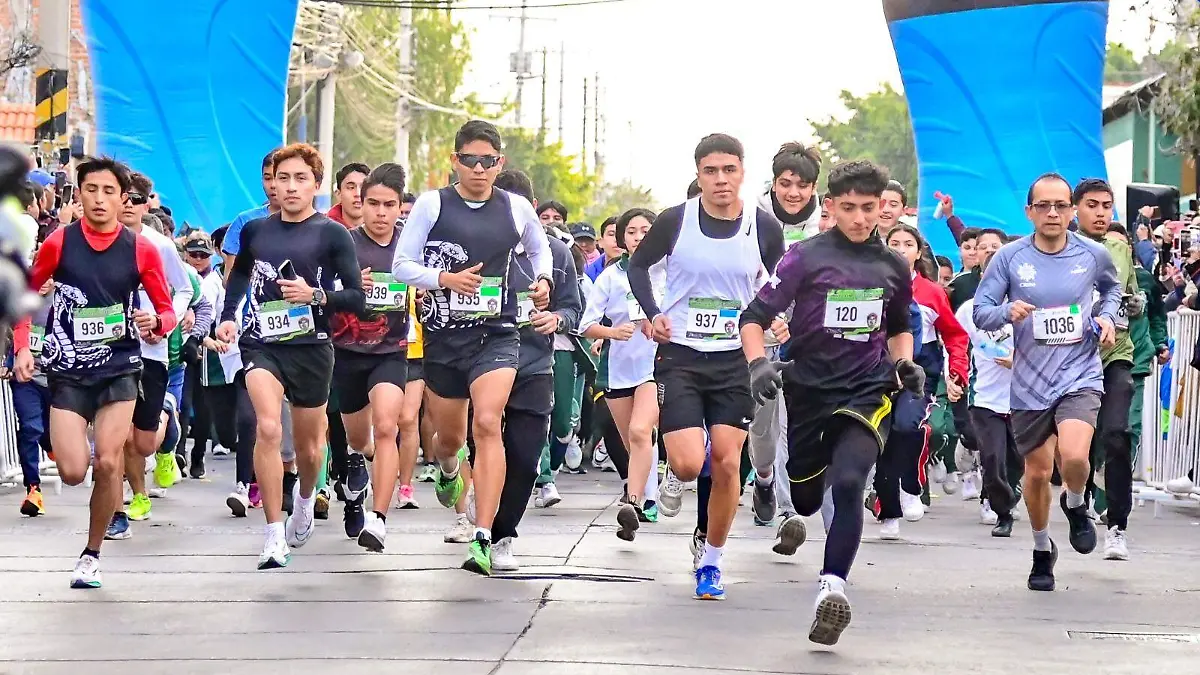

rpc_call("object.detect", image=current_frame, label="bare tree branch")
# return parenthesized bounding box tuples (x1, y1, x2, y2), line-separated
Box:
(0, 32, 42, 78)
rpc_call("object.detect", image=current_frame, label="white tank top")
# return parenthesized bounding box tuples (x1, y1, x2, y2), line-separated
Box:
(661, 197, 762, 352)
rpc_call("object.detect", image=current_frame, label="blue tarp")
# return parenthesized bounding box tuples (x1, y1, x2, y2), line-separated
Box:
(80, 0, 298, 232)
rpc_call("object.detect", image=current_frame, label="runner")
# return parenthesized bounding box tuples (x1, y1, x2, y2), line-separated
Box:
(877, 180, 907, 238)
(391, 120, 553, 573)
(217, 143, 366, 569)
(324, 162, 411, 550)
(12, 157, 178, 588)
(627, 133, 784, 599)
(395, 281, 424, 511)
(974, 172, 1121, 592)
(757, 142, 822, 243)
(222, 149, 280, 279)
(1072, 178, 1139, 561)
(9, 279, 54, 517)
(739, 159, 917, 644)
(327, 162, 369, 229)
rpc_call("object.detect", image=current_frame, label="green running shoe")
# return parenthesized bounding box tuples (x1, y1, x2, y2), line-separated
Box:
(640, 501, 659, 523)
(435, 447, 468, 509)
(127, 493, 152, 521)
(153, 452, 178, 489)
(462, 534, 492, 576)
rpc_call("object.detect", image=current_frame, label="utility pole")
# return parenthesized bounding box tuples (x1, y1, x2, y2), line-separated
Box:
(539, 48, 548, 139)
(317, 72, 337, 200)
(394, 5, 413, 172)
(557, 42, 565, 143)
(581, 77, 589, 173)
(592, 73, 601, 177)
(514, 0, 529, 127)
(35, 0, 71, 168)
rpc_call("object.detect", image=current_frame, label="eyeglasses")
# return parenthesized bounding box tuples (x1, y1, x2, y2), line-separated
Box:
(455, 153, 501, 170)
(127, 192, 148, 206)
(1031, 201, 1072, 214)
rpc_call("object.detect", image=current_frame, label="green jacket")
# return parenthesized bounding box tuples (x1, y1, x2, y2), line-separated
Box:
(168, 267, 203, 368)
(947, 267, 981, 313)
(1130, 265, 1168, 377)
(1098, 237, 1138, 367)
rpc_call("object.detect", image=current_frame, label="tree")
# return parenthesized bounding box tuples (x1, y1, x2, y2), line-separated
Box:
(582, 180, 657, 224)
(1, 32, 40, 77)
(502, 128, 594, 218)
(810, 83, 918, 195)
(1151, 5, 1200, 196)
(332, 6, 400, 169)
(1104, 41, 1142, 84)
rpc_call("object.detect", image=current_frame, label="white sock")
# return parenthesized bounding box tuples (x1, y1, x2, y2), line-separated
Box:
(755, 469, 773, 485)
(698, 542, 724, 570)
(474, 527, 491, 542)
(296, 488, 314, 513)
(1032, 527, 1052, 552)
(1064, 488, 1085, 509)
(440, 454, 461, 478)
(266, 521, 284, 539)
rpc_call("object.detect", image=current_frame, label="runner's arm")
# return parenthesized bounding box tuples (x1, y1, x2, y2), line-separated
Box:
(741, 242, 806, 362)
(221, 212, 248, 284)
(134, 236, 179, 336)
(322, 223, 365, 313)
(190, 291, 214, 339)
(578, 268, 612, 337)
(551, 240, 582, 332)
(156, 234, 194, 320)
(929, 283, 970, 384)
(220, 222, 256, 324)
(756, 210, 785, 272)
(628, 205, 683, 320)
(12, 227, 65, 352)
(973, 247, 1014, 331)
(391, 193, 442, 290)
(1093, 247, 1122, 326)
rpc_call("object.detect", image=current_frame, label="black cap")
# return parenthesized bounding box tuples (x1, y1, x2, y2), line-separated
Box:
(184, 236, 214, 256)
(570, 222, 597, 240)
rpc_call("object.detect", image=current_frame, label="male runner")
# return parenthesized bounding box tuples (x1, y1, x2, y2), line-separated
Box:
(757, 141, 822, 242)
(326, 163, 411, 550)
(328, 163, 369, 229)
(741, 159, 918, 645)
(391, 120, 553, 572)
(974, 172, 1121, 592)
(217, 143, 365, 569)
(877, 180, 907, 238)
(1072, 178, 1139, 561)
(13, 157, 177, 587)
(223, 149, 280, 279)
(627, 133, 784, 599)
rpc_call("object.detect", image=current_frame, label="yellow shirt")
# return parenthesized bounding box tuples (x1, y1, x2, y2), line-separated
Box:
(407, 290, 423, 359)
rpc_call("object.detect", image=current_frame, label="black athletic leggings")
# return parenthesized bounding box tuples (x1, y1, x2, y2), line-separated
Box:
(194, 384, 237, 463)
(327, 391, 349, 484)
(492, 409, 552, 541)
(235, 372, 257, 486)
(590, 394, 629, 479)
(790, 419, 879, 580)
(175, 359, 201, 458)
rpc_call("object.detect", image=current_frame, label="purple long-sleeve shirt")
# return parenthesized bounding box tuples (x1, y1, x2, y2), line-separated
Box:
(973, 232, 1121, 411)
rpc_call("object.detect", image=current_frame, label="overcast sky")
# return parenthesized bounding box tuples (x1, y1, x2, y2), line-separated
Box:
(459, 0, 1175, 206)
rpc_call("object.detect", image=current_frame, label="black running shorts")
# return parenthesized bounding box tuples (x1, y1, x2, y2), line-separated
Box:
(132, 360, 169, 432)
(654, 342, 752, 435)
(49, 373, 140, 424)
(1012, 389, 1102, 457)
(423, 326, 520, 400)
(784, 383, 896, 485)
(241, 342, 335, 409)
(332, 349, 408, 415)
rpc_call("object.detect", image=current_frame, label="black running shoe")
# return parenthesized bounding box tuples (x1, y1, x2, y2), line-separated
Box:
(1027, 540, 1058, 592)
(1060, 492, 1096, 554)
(344, 494, 366, 539)
(991, 513, 1014, 538)
(282, 472, 298, 516)
(751, 476, 777, 525)
(344, 453, 369, 502)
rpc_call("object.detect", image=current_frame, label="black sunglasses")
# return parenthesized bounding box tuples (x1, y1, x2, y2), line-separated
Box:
(127, 192, 148, 206)
(455, 153, 501, 170)
(186, 250, 211, 259)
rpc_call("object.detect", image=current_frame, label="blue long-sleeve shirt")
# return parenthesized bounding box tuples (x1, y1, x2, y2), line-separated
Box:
(973, 232, 1121, 411)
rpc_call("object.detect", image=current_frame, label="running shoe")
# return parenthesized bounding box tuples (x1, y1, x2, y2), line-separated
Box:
(314, 487, 331, 521)
(344, 494, 366, 539)
(344, 452, 370, 502)
(942, 471, 961, 495)
(282, 472, 298, 515)
(751, 475, 777, 525)
(616, 501, 641, 542)
(1027, 540, 1058, 591)
(880, 518, 901, 540)
(639, 500, 658, 523)
(123, 485, 133, 506)
(564, 436, 583, 470)
(258, 528, 290, 570)
(286, 491, 315, 549)
(466, 487, 477, 525)
(70, 554, 102, 589)
(773, 514, 807, 556)
(658, 469, 684, 518)
(954, 441, 976, 474)
(434, 448, 467, 508)
(20, 486, 44, 517)
(444, 513, 472, 543)
(899, 490, 924, 522)
(961, 471, 982, 501)
(227, 483, 250, 518)
(212, 444, 231, 457)
(153, 452, 178, 489)
(809, 575, 852, 645)
(928, 459, 947, 485)
(417, 463, 439, 483)
(1060, 492, 1097, 554)
(980, 500, 999, 526)
(105, 512, 131, 540)
(534, 483, 561, 508)
(147, 487, 167, 499)
(694, 565, 724, 600)
(188, 453, 205, 480)
(358, 511, 386, 552)
(127, 493, 152, 521)
(395, 484, 419, 509)
(690, 528, 707, 571)
(1103, 526, 1129, 561)
(492, 536, 519, 572)
(462, 533, 492, 576)
(248, 482, 262, 509)
(992, 513, 1014, 538)
(592, 441, 609, 469)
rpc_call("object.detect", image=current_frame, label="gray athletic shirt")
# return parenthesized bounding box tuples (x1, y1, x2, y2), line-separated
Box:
(973, 232, 1121, 411)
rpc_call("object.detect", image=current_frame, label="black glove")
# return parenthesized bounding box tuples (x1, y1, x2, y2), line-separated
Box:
(1124, 293, 1144, 319)
(749, 357, 790, 406)
(895, 358, 926, 394)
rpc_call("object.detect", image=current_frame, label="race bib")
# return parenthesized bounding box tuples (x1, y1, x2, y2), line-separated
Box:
(823, 288, 884, 342)
(259, 301, 314, 342)
(449, 276, 503, 317)
(627, 292, 646, 322)
(74, 303, 126, 343)
(1033, 305, 1083, 345)
(365, 273, 407, 312)
(515, 291, 535, 327)
(1093, 290, 1130, 331)
(685, 297, 740, 341)
(29, 326, 45, 356)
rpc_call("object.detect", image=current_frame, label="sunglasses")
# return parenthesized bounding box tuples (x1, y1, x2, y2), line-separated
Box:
(455, 153, 501, 170)
(127, 192, 148, 206)
(186, 250, 211, 259)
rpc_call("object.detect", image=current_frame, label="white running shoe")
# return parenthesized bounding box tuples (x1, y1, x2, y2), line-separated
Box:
(809, 575, 852, 645)
(980, 499, 999, 525)
(394, 484, 419, 509)
(123, 485, 133, 506)
(954, 441, 977, 473)
(285, 498, 315, 549)
(1104, 526, 1129, 561)
(492, 537, 519, 571)
(70, 554, 102, 589)
(899, 491, 925, 522)
(880, 518, 901, 540)
(942, 471, 961, 495)
(358, 511, 386, 552)
(592, 441, 609, 468)
(928, 459, 947, 484)
(534, 483, 561, 508)
(1166, 476, 1195, 495)
(147, 487, 167, 499)
(961, 471, 982, 501)
(444, 514, 472, 543)
(690, 529, 706, 571)
(226, 482, 250, 518)
(257, 528, 290, 570)
(564, 436, 583, 470)
(213, 444, 231, 457)
(659, 469, 684, 517)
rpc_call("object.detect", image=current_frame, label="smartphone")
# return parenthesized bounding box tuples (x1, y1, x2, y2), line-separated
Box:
(278, 259, 297, 280)
(61, 184, 74, 206)
(1152, 206, 1162, 220)
(1182, 229, 1192, 257)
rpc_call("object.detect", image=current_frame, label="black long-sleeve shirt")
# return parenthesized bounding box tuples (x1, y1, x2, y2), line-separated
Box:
(628, 201, 784, 319)
(221, 212, 365, 346)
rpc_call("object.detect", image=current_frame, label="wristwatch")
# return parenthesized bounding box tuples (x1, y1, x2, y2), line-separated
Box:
(310, 288, 326, 306)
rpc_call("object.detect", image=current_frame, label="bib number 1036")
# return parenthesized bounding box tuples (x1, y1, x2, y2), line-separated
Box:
(1033, 305, 1083, 344)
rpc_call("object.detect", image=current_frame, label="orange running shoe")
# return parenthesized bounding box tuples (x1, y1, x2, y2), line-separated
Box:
(20, 486, 45, 517)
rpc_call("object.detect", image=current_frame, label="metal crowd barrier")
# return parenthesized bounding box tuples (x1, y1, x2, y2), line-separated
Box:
(1136, 310, 1200, 516)
(0, 380, 62, 494)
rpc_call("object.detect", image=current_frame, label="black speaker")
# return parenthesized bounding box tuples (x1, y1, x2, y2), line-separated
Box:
(1126, 182, 1180, 227)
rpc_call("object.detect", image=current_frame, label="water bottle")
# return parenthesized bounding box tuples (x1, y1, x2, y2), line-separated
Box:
(978, 338, 1010, 360)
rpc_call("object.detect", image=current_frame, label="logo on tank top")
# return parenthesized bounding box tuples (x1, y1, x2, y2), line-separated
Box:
(1017, 262, 1037, 288)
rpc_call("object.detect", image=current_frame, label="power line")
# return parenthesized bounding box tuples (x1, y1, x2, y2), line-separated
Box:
(329, 0, 635, 9)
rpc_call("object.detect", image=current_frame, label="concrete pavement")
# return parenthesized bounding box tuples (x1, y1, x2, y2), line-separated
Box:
(2, 458, 1200, 674)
